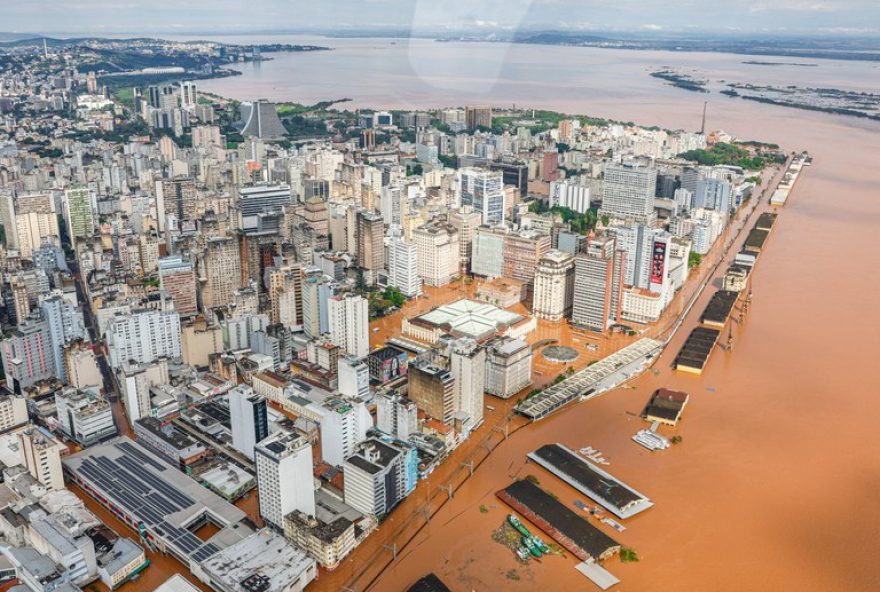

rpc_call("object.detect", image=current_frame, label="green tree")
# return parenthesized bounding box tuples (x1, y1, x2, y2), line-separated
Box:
(688, 252, 703, 269)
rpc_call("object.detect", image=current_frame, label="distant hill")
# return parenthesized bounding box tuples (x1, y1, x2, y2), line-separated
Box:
(0, 33, 41, 43)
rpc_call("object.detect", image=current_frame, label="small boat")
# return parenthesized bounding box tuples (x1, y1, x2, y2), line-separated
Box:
(516, 546, 531, 560)
(507, 515, 531, 538)
(522, 536, 543, 557)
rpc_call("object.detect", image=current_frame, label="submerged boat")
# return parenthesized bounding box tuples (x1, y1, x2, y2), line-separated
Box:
(522, 536, 543, 557)
(507, 514, 531, 537)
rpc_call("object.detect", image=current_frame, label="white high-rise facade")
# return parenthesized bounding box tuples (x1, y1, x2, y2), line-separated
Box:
(320, 397, 372, 467)
(255, 431, 316, 528)
(106, 309, 181, 367)
(229, 385, 269, 461)
(600, 163, 657, 223)
(549, 181, 591, 213)
(328, 294, 369, 358)
(387, 229, 422, 298)
(458, 168, 505, 225)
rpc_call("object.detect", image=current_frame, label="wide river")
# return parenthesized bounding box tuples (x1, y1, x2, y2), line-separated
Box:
(196, 35, 880, 592)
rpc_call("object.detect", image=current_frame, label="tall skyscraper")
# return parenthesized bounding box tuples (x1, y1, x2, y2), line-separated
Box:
(465, 106, 492, 130)
(387, 228, 422, 298)
(447, 206, 482, 271)
(600, 163, 658, 223)
(156, 177, 197, 228)
(1, 319, 57, 393)
(343, 437, 417, 517)
(255, 431, 316, 528)
(571, 234, 626, 332)
(179, 81, 197, 110)
(40, 295, 86, 384)
(328, 293, 369, 359)
(14, 193, 59, 258)
(229, 385, 269, 461)
(409, 360, 455, 424)
(532, 250, 576, 321)
(319, 396, 371, 467)
(158, 256, 198, 317)
(200, 237, 242, 310)
(356, 210, 385, 280)
(458, 168, 505, 225)
(449, 339, 485, 432)
(63, 186, 96, 240)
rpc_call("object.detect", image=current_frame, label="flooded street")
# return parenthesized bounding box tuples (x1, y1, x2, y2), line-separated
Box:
(196, 35, 880, 591)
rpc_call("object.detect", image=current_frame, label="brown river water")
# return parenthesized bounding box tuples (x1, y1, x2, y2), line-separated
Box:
(193, 35, 880, 591)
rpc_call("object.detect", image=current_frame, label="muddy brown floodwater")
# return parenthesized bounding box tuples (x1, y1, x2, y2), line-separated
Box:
(185, 36, 880, 591)
(369, 117, 880, 591)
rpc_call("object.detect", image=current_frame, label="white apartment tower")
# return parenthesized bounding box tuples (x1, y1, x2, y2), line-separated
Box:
(600, 163, 657, 223)
(255, 431, 316, 528)
(229, 385, 269, 461)
(328, 293, 369, 359)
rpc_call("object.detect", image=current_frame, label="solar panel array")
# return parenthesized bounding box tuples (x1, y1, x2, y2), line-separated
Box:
(74, 442, 220, 564)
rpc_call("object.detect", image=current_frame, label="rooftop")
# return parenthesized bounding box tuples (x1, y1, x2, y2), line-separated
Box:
(199, 528, 315, 592)
(412, 299, 526, 341)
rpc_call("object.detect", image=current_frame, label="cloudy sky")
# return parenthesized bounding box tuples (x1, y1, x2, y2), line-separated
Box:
(3, 0, 878, 36)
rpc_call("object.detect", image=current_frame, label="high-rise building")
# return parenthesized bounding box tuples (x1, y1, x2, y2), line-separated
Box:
(484, 337, 533, 399)
(449, 339, 485, 432)
(106, 309, 182, 367)
(610, 224, 653, 290)
(63, 343, 102, 391)
(1, 319, 57, 393)
(458, 168, 505, 225)
(179, 81, 197, 110)
(229, 385, 269, 461)
(413, 220, 459, 287)
(63, 186, 96, 240)
(338, 355, 370, 400)
(301, 273, 336, 338)
(465, 106, 492, 130)
(239, 184, 293, 219)
(14, 193, 59, 258)
(503, 230, 552, 290)
(319, 396, 371, 467)
(118, 360, 169, 427)
(255, 431, 316, 528)
(356, 211, 384, 280)
(18, 427, 65, 491)
(40, 295, 86, 384)
(447, 206, 482, 271)
(408, 360, 455, 424)
(549, 180, 591, 213)
(328, 293, 369, 359)
(532, 250, 576, 321)
(156, 177, 197, 227)
(572, 234, 626, 331)
(376, 391, 418, 441)
(694, 178, 732, 214)
(600, 163, 657, 223)
(268, 264, 303, 329)
(471, 227, 506, 278)
(158, 256, 198, 317)
(343, 438, 417, 517)
(387, 229, 422, 298)
(200, 237, 242, 310)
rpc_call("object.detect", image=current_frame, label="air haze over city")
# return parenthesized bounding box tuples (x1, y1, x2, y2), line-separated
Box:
(0, 2, 877, 592)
